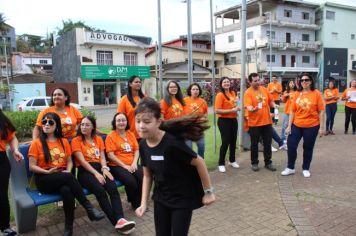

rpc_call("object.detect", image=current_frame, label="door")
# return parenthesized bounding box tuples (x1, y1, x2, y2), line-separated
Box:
(93, 83, 117, 105)
(282, 55, 286, 67)
(291, 55, 296, 67)
(286, 33, 291, 43)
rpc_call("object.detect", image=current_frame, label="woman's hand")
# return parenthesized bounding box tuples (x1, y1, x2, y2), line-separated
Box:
(319, 129, 324, 137)
(135, 204, 147, 217)
(123, 164, 134, 173)
(95, 172, 106, 185)
(202, 193, 216, 206)
(285, 126, 291, 136)
(103, 169, 114, 181)
(47, 167, 61, 174)
(13, 150, 24, 162)
(131, 163, 138, 172)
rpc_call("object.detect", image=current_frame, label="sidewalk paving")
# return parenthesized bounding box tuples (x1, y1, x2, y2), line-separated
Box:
(16, 113, 356, 235)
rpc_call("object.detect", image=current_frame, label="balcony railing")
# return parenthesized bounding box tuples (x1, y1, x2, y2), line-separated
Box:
(257, 38, 321, 51)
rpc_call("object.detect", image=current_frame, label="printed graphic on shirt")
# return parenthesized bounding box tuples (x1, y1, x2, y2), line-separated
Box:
(256, 93, 266, 104)
(61, 117, 73, 137)
(189, 102, 200, 113)
(86, 147, 100, 160)
(171, 103, 183, 116)
(50, 147, 66, 166)
(297, 97, 311, 110)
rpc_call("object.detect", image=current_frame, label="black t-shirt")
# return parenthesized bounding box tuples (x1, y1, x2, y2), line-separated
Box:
(139, 132, 204, 210)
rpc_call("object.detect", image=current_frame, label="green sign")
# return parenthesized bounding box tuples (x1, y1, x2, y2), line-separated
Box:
(81, 65, 151, 80)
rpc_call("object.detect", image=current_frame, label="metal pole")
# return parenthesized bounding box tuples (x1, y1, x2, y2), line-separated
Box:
(187, 0, 193, 84)
(269, 12, 272, 81)
(210, 0, 217, 153)
(157, 0, 163, 99)
(3, 38, 11, 110)
(238, 0, 247, 151)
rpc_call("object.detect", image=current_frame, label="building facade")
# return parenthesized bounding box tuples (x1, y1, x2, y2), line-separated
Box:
(53, 28, 151, 106)
(12, 52, 52, 74)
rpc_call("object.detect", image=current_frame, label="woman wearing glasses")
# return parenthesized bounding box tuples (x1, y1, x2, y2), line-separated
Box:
(281, 73, 325, 178)
(105, 112, 142, 211)
(28, 112, 104, 236)
(71, 116, 136, 234)
(160, 81, 185, 120)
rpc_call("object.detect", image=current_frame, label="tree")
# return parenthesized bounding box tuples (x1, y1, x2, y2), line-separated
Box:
(56, 19, 105, 36)
(0, 13, 11, 35)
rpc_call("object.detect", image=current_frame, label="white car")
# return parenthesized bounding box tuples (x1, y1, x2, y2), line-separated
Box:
(16, 96, 81, 111)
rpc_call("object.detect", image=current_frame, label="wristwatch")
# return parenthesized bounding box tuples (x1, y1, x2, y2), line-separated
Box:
(204, 187, 215, 194)
(101, 166, 110, 172)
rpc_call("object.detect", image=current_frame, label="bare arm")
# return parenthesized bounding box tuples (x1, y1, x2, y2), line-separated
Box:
(135, 167, 152, 217)
(73, 151, 99, 176)
(107, 151, 127, 167)
(32, 126, 40, 140)
(319, 110, 325, 136)
(9, 136, 23, 162)
(215, 107, 237, 114)
(29, 156, 57, 174)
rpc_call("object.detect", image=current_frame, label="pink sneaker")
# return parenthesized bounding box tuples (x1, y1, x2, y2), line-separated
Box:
(115, 218, 136, 233)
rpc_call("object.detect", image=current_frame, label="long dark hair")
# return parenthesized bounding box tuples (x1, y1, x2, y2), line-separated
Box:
(219, 77, 233, 100)
(325, 78, 336, 91)
(50, 88, 71, 106)
(186, 83, 202, 97)
(135, 97, 209, 141)
(77, 116, 97, 142)
(0, 109, 16, 140)
(39, 112, 65, 163)
(111, 112, 130, 131)
(127, 75, 144, 108)
(286, 80, 297, 93)
(297, 73, 315, 91)
(164, 80, 185, 106)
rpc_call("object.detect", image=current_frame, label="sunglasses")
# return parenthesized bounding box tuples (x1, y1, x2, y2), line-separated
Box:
(300, 79, 311, 82)
(41, 119, 55, 126)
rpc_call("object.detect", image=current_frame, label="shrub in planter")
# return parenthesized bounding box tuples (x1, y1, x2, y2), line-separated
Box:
(4, 111, 40, 139)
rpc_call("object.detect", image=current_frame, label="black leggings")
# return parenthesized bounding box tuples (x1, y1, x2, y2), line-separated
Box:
(78, 163, 124, 225)
(0, 152, 11, 231)
(217, 118, 237, 165)
(35, 172, 89, 226)
(154, 201, 193, 236)
(110, 165, 143, 210)
(345, 106, 356, 133)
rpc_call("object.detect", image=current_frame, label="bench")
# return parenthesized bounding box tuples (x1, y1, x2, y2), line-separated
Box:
(8, 134, 122, 233)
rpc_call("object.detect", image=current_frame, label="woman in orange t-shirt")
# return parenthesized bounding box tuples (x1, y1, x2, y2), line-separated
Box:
(281, 80, 297, 143)
(0, 109, 23, 236)
(281, 73, 325, 178)
(33, 88, 83, 139)
(341, 79, 356, 134)
(160, 80, 185, 120)
(105, 112, 142, 210)
(324, 79, 339, 135)
(28, 112, 104, 235)
(183, 83, 208, 158)
(117, 75, 145, 140)
(72, 116, 136, 233)
(214, 77, 240, 173)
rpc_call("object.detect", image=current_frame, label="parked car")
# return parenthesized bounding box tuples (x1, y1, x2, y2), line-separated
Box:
(16, 96, 81, 111)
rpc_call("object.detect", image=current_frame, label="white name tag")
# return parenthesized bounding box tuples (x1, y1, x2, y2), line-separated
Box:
(151, 155, 164, 161)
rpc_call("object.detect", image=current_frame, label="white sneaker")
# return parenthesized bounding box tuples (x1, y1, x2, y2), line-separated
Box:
(281, 168, 295, 176)
(228, 162, 240, 168)
(218, 165, 226, 173)
(303, 170, 311, 178)
(279, 143, 288, 151)
(271, 146, 278, 152)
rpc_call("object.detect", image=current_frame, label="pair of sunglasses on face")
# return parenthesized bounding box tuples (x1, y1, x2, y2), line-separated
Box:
(41, 119, 55, 126)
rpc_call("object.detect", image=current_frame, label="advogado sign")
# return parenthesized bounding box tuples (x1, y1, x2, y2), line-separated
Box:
(85, 32, 138, 47)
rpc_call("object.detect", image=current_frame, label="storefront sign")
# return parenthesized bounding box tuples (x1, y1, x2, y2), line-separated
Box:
(81, 65, 151, 80)
(85, 32, 139, 47)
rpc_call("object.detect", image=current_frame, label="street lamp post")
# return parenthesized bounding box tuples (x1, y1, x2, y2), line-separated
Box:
(157, 0, 163, 99)
(265, 11, 273, 81)
(183, 0, 193, 85)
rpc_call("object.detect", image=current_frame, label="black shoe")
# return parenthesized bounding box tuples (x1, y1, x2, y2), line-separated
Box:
(63, 225, 73, 236)
(265, 163, 277, 171)
(251, 164, 259, 171)
(1, 228, 17, 236)
(83, 201, 105, 221)
(344, 130, 348, 134)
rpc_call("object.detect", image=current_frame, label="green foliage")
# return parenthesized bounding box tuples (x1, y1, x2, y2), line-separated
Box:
(4, 111, 39, 139)
(81, 108, 96, 119)
(57, 19, 105, 36)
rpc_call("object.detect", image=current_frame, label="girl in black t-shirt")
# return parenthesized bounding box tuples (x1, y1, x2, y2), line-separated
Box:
(134, 97, 216, 236)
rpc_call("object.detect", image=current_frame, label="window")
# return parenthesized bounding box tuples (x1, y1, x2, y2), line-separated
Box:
(124, 52, 138, 66)
(284, 9, 292, 17)
(266, 31, 275, 39)
(32, 99, 46, 106)
(351, 54, 355, 60)
(46, 98, 51, 105)
(302, 12, 310, 20)
(39, 60, 48, 64)
(351, 34, 355, 40)
(228, 35, 234, 43)
(266, 55, 275, 62)
(96, 51, 113, 65)
(302, 56, 310, 63)
(26, 100, 33, 106)
(332, 32, 338, 40)
(205, 61, 209, 68)
(326, 11, 335, 20)
(302, 34, 310, 41)
(247, 31, 254, 40)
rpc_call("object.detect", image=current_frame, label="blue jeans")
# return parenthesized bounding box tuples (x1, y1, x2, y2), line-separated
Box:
(287, 124, 319, 170)
(325, 103, 337, 132)
(272, 127, 283, 147)
(280, 114, 289, 142)
(185, 137, 205, 158)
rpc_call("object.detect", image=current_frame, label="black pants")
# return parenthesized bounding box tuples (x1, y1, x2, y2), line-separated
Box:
(35, 172, 89, 226)
(345, 106, 356, 133)
(78, 163, 124, 225)
(0, 152, 11, 231)
(326, 103, 337, 132)
(249, 124, 273, 165)
(154, 201, 192, 236)
(110, 165, 143, 210)
(217, 118, 238, 165)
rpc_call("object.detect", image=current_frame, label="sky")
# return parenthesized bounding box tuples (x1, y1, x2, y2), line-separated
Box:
(1, 0, 356, 44)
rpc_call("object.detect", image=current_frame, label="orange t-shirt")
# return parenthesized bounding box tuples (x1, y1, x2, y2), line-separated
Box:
(160, 98, 185, 120)
(36, 105, 83, 139)
(117, 95, 141, 138)
(28, 138, 71, 169)
(291, 90, 325, 128)
(71, 135, 105, 166)
(0, 130, 15, 151)
(244, 86, 273, 127)
(183, 97, 208, 115)
(267, 82, 282, 101)
(105, 130, 138, 166)
(324, 88, 339, 105)
(214, 91, 238, 119)
(341, 88, 356, 109)
(282, 91, 296, 115)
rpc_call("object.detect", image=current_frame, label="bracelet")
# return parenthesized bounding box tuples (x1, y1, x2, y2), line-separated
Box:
(204, 187, 215, 195)
(101, 166, 110, 172)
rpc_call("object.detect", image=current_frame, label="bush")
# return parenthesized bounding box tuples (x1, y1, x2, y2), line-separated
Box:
(4, 111, 40, 139)
(81, 108, 96, 119)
